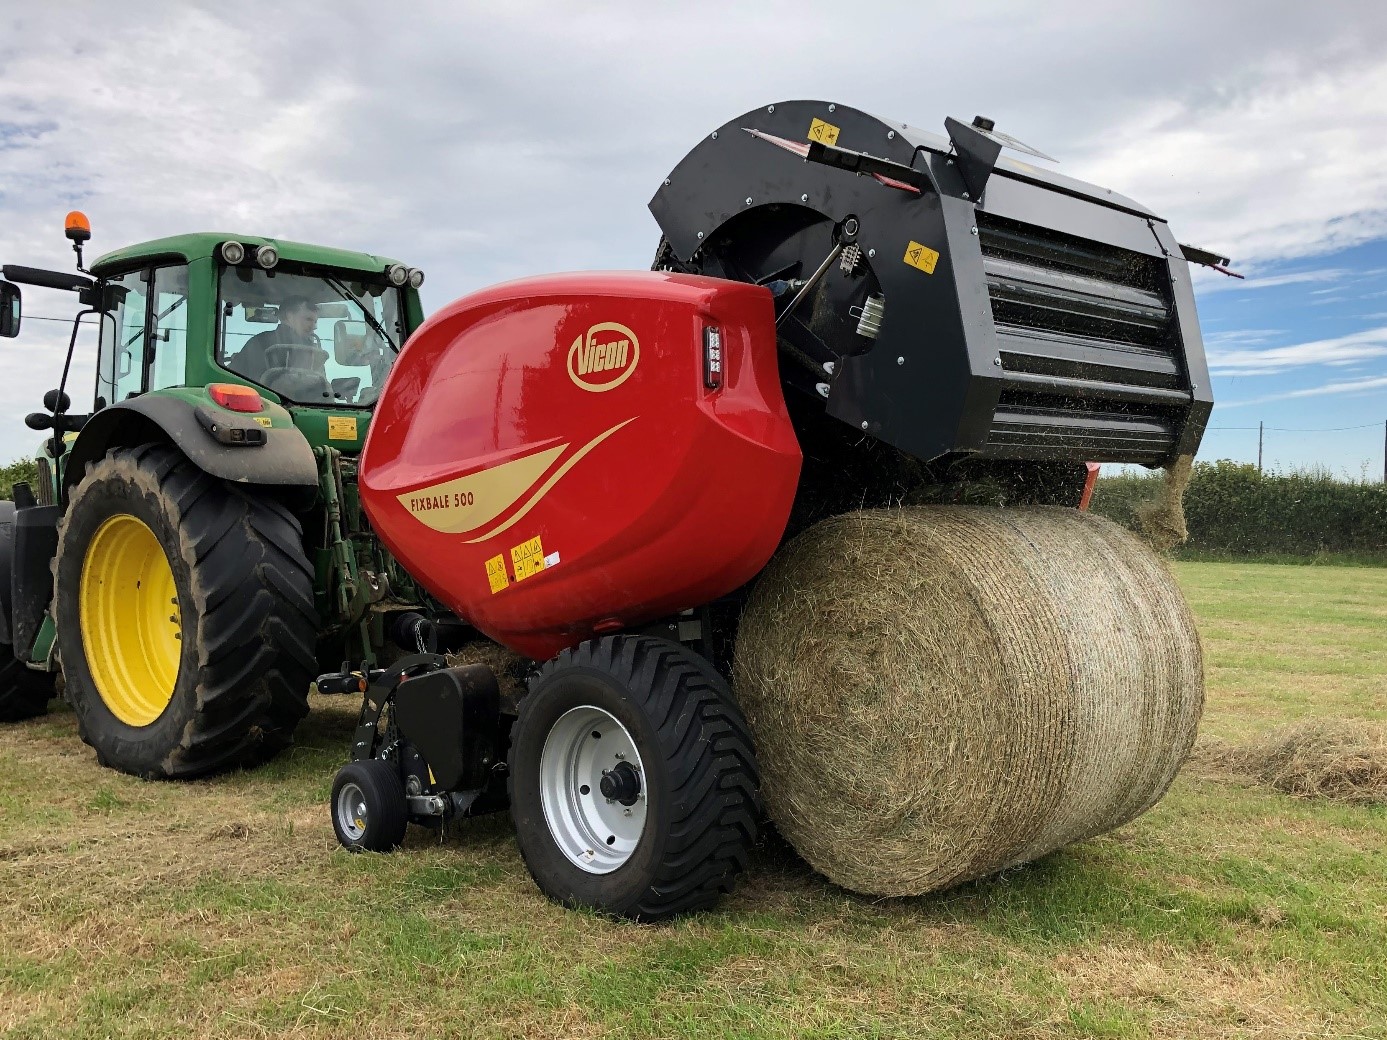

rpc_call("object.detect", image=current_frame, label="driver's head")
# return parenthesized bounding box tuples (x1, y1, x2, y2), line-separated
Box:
(278, 295, 318, 340)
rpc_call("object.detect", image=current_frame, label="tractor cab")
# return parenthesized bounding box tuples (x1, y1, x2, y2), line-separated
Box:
(85, 232, 425, 451)
(0, 217, 442, 779)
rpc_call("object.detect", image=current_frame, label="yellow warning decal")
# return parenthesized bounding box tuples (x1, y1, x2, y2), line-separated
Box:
(904, 241, 940, 274)
(808, 118, 840, 146)
(327, 416, 358, 441)
(510, 536, 546, 582)
(485, 554, 510, 594)
(253, 416, 273, 428)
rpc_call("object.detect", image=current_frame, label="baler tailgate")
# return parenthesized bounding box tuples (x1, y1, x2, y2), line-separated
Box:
(650, 99, 1215, 470)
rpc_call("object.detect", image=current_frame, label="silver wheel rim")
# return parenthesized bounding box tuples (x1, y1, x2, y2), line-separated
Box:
(539, 705, 648, 873)
(336, 781, 369, 842)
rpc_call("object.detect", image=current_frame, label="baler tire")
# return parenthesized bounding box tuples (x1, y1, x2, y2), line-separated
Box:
(508, 635, 760, 922)
(331, 759, 409, 852)
(54, 443, 317, 780)
(0, 649, 54, 722)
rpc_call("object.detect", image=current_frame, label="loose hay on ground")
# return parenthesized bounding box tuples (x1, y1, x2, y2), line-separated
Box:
(1190, 720, 1387, 804)
(734, 505, 1205, 897)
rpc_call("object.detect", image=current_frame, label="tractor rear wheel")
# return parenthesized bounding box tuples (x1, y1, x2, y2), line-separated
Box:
(508, 635, 760, 921)
(54, 443, 317, 779)
(0, 649, 54, 722)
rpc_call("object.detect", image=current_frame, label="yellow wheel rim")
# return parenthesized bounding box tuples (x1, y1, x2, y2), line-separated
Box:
(79, 513, 182, 727)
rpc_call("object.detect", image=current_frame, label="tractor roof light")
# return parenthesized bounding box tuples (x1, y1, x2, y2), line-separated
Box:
(254, 244, 279, 270)
(219, 240, 246, 265)
(64, 211, 92, 244)
(407, 267, 425, 288)
(386, 263, 409, 287)
(208, 383, 264, 413)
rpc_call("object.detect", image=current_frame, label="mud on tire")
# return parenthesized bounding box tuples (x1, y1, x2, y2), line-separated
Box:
(54, 443, 317, 779)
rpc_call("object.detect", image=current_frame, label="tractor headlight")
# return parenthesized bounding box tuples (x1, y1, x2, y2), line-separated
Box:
(407, 268, 425, 288)
(219, 241, 246, 265)
(254, 245, 279, 270)
(386, 264, 409, 287)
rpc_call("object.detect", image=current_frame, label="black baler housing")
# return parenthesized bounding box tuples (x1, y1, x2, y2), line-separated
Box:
(650, 101, 1213, 468)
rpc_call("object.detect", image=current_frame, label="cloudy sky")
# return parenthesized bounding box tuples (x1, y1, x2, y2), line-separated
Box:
(2, 1, 1385, 475)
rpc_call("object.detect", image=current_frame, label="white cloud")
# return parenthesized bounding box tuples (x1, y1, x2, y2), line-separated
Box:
(3, 1, 1387, 460)
(1197, 268, 1350, 295)
(1219, 373, 1387, 407)
(1207, 326, 1387, 375)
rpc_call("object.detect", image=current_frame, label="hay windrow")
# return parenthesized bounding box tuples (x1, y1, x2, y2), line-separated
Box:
(733, 505, 1204, 897)
(1190, 721, 1387, 804)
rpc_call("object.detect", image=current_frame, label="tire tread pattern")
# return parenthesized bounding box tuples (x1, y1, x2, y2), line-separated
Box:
(513, 634, 761, 921)
(56, 443, 316, 779)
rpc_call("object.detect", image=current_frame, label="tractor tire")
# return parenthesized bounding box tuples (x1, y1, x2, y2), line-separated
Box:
(0, 648, 54, 722)
(509, 635, 759, 922)
(331, 759, 409, 852)
(54, 443, 317, 779)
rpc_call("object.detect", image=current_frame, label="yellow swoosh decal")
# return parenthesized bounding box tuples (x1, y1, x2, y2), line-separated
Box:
(397, 442, 568, 535)
(463, 417, 637, 544)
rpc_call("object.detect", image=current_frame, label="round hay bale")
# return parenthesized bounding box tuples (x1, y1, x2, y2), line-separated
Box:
(733, 505, 1204, 896)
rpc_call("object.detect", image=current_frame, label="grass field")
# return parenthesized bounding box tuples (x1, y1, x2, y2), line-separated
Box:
(1, 562, 1384, 1039)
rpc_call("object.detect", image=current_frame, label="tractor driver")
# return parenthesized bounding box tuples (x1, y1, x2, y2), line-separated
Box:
(229, 295, 330, 397)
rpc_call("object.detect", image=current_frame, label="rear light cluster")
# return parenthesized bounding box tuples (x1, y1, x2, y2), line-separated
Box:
(208, 383, 263, 413)
(703, 326, 723, 390)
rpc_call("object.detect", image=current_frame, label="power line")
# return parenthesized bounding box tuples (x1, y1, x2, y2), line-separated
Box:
(1208, 422, 1384, 433)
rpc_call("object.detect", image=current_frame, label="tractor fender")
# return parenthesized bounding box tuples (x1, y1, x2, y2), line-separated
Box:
(63, 395, 319, 496)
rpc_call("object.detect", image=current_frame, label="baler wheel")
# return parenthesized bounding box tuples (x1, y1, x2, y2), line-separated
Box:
(508, 635, 760, 922)
(331, 759, 409, 852)
(0, 650, 54, 722)
(54, 443, 317, 779)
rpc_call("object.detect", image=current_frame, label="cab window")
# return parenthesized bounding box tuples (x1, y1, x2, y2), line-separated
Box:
(148, 266, 189, 390)
(96, 270, 149, 406)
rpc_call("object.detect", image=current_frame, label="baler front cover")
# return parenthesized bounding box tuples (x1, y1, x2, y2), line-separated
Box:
(359, 272, 801, 660)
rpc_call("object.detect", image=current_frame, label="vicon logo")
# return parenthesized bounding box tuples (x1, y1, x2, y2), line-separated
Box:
(566, 322, 640, 392)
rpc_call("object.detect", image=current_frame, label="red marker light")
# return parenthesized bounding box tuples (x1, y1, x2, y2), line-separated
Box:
(209, 383, 263, 413)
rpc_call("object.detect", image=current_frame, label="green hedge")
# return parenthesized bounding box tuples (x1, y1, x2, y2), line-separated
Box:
(1091, 460, 1387, 562)
(0, 458, 38, 501)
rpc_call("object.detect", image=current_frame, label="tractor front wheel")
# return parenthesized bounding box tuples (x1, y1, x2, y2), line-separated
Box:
(54, 443, 317, 779)
(508, 635, 760, 921)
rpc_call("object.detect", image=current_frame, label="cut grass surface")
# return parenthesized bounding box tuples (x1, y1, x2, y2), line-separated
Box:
(0, 562, 1384, 1038)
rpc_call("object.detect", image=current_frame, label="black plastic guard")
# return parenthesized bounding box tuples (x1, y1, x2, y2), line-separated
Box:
(11, 505, 58, 662)
(393, 664, 501, 792)
(650, 100, 1213, 468)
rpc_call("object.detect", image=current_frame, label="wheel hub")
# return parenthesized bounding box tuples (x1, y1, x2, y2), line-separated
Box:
(78, 513, 182, 727)
(538, 705, 648, 874)
(599, 761, 642, 805)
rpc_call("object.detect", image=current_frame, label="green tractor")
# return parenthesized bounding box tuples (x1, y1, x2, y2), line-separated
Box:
(0, 213, 446, 778)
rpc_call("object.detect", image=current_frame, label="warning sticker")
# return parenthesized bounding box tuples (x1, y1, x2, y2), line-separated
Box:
(808, 118, 840, 146)
(327, 415, 358, 441)
(253, 416, 273, 428)
(903, 241, 940, 274)
(485, 554, 510, 594)
(511, 536, 547, 582)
